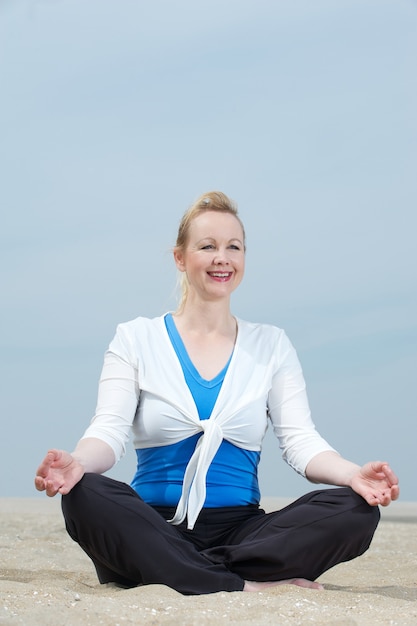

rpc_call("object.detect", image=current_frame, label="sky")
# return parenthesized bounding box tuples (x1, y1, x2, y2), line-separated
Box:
(1, 0, 416, 502)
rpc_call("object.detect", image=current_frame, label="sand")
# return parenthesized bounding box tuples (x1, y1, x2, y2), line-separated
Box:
(1, 497, 416, 625)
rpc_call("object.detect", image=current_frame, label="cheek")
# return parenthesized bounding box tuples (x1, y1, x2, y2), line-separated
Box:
(234, 259, 245, 284)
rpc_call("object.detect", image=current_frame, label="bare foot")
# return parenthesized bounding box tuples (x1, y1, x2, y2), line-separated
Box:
(244, 578, 324, 592)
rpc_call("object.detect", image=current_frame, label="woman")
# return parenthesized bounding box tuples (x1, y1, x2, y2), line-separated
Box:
(35, 191, 399, 595)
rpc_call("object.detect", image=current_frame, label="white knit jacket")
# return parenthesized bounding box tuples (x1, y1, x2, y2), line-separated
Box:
(82, 315, 335, 529)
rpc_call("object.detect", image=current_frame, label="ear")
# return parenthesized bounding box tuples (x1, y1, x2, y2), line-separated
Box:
(173, 248, 186, 272)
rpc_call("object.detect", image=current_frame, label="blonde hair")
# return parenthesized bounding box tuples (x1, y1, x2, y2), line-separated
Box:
(175, 191, 246, 311)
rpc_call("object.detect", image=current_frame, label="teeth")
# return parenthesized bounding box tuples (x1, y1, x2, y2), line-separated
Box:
(210, 272, 229, 277)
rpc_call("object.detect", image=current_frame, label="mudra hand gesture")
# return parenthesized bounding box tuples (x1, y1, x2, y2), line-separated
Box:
(35, 449, 84, 497)
(350, 461, 399, 507)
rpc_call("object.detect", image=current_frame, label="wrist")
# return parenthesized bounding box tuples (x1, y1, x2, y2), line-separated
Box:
(70, 451, 87, 471)
(344, 463, 361, 488)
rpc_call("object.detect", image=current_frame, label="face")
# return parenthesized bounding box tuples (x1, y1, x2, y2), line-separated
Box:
(174, 211, 245, 303)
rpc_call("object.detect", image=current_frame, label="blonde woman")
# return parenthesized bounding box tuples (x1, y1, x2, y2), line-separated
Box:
(35, 191, 399, 595)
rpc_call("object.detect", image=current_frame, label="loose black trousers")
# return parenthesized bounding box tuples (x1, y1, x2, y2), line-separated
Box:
(61, 473, 380, 595)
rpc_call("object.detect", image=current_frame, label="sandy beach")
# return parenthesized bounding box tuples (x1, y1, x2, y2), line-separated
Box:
(1, 497, 416, 625)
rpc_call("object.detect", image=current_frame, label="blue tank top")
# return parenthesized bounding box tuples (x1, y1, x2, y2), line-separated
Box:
(130, 314, 261, 507)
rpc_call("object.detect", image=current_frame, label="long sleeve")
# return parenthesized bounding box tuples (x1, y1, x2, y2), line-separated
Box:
(267, 331, 336, 476)
(81, 326, 140, 462)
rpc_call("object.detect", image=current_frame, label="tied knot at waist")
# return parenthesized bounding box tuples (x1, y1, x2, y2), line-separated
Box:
(168, 419, 224, 530)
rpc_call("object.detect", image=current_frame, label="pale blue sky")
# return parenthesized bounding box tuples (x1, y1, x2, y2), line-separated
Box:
(1, 0, 416, 501)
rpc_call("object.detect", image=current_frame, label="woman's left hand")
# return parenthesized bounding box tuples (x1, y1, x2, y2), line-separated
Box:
(350, 461, 400, 506)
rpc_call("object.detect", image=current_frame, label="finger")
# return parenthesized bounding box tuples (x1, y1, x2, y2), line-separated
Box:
(46, 449, 64, 468)
(369, 460, 390, 477)
(35, 450, 60, 478)
(363, 492, 380, 506)
(381, 463, 399, 487)
(35, 459, 52, 479)
(377, 491, 392, 507)
(371, 485, 399, 507)
(34, 476, 46, 492)
(58, 484, 72, 496)
(379, 498, 392, 507)
(391, 484, 400, 501)
(45, 479, 61, 498)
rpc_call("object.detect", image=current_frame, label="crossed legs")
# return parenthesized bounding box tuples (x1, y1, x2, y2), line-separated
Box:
(62, 474, 380, 595)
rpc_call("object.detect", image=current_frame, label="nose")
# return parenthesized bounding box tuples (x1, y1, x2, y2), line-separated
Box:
(213, 248, 230, 265)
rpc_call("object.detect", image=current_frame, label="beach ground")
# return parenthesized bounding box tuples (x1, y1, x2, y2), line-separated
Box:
(1, 497, 416, 625)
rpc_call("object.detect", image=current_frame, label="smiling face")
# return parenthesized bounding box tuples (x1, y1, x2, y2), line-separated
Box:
(174, 210, 245, 305)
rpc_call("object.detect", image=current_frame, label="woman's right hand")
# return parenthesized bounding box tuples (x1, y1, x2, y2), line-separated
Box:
(35, 449, 85, 497)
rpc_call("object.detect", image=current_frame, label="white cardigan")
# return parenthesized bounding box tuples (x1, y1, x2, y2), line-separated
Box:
(82, 315, 335, 529)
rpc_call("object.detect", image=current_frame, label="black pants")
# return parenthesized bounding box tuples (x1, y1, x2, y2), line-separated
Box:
(61, 473, 380, 595)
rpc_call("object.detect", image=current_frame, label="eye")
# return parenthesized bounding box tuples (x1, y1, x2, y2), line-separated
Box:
(201, 244, 215, 250)
(229, 244, 241, 250)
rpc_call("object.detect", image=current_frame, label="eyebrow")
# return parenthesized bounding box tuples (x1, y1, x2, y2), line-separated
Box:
(195, 237, 243, 244)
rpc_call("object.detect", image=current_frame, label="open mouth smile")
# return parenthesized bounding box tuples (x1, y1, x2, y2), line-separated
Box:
(207, 271, 233, 281)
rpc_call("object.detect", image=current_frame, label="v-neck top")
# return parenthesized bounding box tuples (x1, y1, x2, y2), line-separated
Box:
(164, 312, 232, 418)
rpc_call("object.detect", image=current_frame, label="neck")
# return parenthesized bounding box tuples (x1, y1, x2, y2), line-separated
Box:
(174, 298, 235, 335)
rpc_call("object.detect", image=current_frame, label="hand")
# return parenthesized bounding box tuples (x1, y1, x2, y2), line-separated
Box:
(350, 461, 399, 506)
(34, 449, 85, 497)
